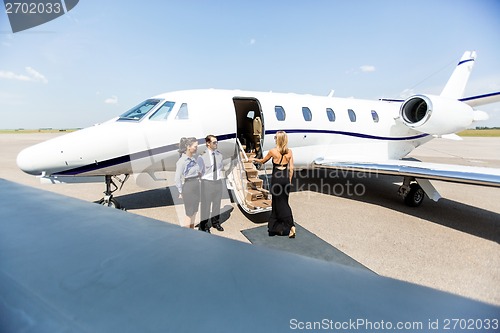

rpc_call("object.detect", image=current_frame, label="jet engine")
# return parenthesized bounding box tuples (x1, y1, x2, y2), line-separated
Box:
(399, 94, 476, 135)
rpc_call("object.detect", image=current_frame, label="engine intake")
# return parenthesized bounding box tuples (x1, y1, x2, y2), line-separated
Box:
(399, 94, 475, 135)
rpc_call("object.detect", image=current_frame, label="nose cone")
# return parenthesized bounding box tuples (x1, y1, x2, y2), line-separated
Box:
(17, 146, 45, 175)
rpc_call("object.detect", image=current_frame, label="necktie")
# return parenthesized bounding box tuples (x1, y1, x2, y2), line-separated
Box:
(213, 152, 217, 180)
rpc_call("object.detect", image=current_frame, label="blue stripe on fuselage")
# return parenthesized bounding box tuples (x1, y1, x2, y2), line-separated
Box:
(265, 129, 428, 141)
(54, 130, 428, 176)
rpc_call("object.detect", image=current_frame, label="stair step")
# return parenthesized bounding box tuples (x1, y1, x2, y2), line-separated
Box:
(246, 189, 264, 201)
(245, 169, 258, 178)
(243, 161, 254, 169)
(247, 199, 272, 210)
(244, 178, 263, 189)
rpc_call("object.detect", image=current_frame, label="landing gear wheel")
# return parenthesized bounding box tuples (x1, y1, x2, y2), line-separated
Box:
(96, 175, 129, 209)
(98, 197, 121, 209)
(404, 183, 425, 207)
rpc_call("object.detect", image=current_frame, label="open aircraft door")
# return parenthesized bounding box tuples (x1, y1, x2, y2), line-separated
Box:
(228, 98, 271, 214)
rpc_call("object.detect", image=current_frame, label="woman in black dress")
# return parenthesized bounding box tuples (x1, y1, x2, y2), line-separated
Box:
(251, 131, 296, 238)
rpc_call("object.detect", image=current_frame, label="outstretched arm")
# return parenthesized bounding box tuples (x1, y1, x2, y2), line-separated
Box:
(251, 149, 273, 164)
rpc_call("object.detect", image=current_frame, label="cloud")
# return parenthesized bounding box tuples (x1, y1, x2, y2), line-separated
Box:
(345, 65, 376, 75)
(241, 38, 256, 47)
(360, 65, 376, 72)
(104, 95, 118, 104)
(0, 70, 30, 81)
(25, 67, 48, 83)
(0, 66, 48, 83)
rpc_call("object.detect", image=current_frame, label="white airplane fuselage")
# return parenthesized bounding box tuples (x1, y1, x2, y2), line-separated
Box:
(16, 51, 500, 210)
(17, 89, 433, 178)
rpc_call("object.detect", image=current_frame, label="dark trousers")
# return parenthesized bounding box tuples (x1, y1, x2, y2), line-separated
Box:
(200, 179, 223, 230)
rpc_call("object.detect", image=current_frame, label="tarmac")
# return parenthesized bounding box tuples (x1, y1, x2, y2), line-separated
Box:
(1, 133, 499, 305)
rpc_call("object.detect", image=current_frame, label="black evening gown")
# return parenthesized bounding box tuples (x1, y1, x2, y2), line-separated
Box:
(268, 156, 294, 236)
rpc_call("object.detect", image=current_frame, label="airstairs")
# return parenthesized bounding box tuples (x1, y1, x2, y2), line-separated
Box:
(226, 139, 272, 214)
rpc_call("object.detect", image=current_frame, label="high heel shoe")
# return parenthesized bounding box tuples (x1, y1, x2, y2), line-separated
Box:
(288, 226, 296, 238)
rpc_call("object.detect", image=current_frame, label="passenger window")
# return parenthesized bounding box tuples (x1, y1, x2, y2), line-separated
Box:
(348, 109, 356, 122)
(175, 103, 189, 120)
(149, 101, 175, 121)
(275, 106, 286, 121)
(302, 107, 312, 121)
(371, 110, 379, 123)
(326, 108, 335, 122)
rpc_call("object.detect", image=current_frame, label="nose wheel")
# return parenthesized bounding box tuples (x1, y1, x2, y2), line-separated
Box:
(98, 196, 121, 208)
(98, 175, 128, 209)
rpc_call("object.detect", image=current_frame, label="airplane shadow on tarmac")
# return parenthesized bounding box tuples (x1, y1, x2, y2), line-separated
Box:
(112, 187, 177, 210)
(112, 185, 235, 225)
(108, 169, 499, 243)
(292, 169, 500, 244)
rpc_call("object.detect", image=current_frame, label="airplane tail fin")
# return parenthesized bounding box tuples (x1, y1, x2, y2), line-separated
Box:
(440, 51, 476, 99)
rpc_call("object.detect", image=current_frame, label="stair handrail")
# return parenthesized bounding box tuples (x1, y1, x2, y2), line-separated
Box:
(258, 137, 270, 191)
(233, 138, 249, 196)
(236, 138, 249, 162)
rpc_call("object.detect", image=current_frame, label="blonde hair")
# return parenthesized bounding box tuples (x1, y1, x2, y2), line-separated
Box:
(275, 131, 288, 155)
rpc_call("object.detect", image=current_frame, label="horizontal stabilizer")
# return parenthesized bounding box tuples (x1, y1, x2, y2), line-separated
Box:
(434, 134, 462, 141)
(460, 91, 500, 107)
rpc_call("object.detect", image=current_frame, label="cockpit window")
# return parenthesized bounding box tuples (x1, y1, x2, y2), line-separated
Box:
(175, 103, 189, 120)
(118, 99, 161, 121)
(149, 101, 175, 121)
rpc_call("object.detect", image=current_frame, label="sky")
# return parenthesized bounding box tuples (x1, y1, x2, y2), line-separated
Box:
(1, 0, 499, 129)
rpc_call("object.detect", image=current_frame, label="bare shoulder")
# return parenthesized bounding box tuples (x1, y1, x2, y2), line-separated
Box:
(263, 148, 277, 161)
(269, 148, 279, 156)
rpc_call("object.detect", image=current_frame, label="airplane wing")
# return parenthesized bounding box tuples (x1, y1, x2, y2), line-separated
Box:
(313, 158, 500, 188)
(1, 178, 498, 332)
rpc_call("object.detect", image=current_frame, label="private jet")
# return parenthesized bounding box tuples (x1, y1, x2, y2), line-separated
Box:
(16, 51, 500, 212)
